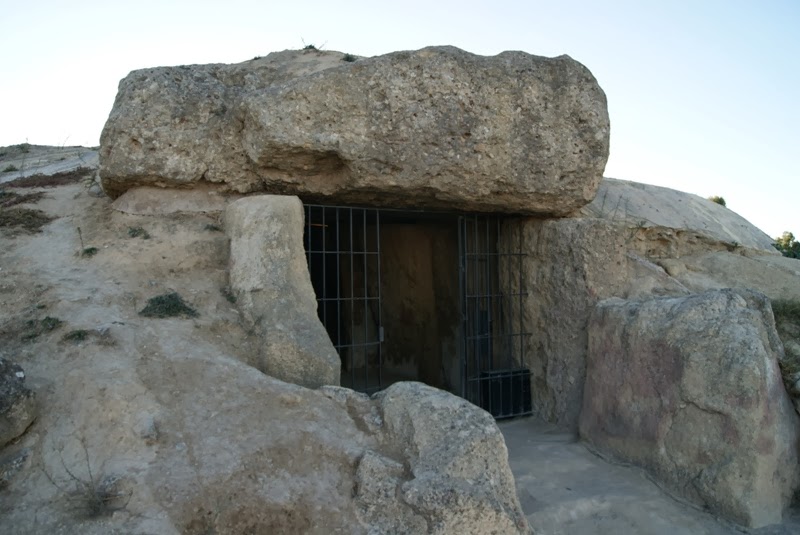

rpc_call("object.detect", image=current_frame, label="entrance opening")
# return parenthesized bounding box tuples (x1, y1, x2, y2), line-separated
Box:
(303, 204, 532, 418)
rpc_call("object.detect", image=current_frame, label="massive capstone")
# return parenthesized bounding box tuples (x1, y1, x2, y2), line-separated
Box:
(99, 46, 610, 215)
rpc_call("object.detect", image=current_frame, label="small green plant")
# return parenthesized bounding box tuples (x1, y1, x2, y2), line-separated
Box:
(221, 287, 237, 304)
(21, 316, 63, 341)
(41, 316, 63, 331)
(342, 53, 357, 62)
(127, 226, 151, 239)
(63, 329, 90, 343)
(774, 232, 800, 259)
(2, 165, 17, 173)
(139, 292, 198, 318)
(708, 195, 726, 207)
(16, 143, 30, 154)
(204, 223, 222, 232)
(76, 227, 98, 257)
(300, 38, 325, 51)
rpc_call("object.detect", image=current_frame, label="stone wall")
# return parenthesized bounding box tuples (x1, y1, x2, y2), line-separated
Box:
(503, 216, 689, 429)
(581, 290, 800, 528)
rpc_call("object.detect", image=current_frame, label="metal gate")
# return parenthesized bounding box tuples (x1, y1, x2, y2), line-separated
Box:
(459, 215, 532, 419)
(304, 205, 531, 418)
(304, 205, 384, 394)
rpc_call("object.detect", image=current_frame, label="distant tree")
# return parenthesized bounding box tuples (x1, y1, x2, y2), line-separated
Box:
(708, 195, 726, 207)
(774, 232, 800, 259)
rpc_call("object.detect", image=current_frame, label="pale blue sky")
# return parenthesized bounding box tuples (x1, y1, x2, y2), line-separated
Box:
(1, 0, 797, 238)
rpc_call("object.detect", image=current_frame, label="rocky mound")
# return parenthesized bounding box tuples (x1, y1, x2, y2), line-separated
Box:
(0, 177, 527, 534)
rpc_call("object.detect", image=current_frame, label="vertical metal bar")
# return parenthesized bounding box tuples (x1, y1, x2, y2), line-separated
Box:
(376, 209, 382, 391)
(363, 208, 368, 392)
(502, 219, 512, 415)
(305, 206, 310, 270)
(471, 215, 479, 404)
(322, 207, 327, 329)
(484, 216, 492, 371)
(349, 207, 355, 390)
(518, 220, 525, 368)
(336, 208, 341, 353)
(458, 216, 466, 399)
(496, 218, 502, 358)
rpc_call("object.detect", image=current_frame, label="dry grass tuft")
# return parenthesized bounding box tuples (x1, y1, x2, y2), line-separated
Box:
(3, 167, 93, 188)
(0, 207, 53, 233)
(0, 190, 45, 209)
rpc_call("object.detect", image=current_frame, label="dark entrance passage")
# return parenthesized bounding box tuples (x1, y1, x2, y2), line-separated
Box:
(303, 204, 531, 418)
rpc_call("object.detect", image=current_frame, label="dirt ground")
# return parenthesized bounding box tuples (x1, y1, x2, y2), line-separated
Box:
(500, 418, 800, 534)
(1, 145, 799, 533)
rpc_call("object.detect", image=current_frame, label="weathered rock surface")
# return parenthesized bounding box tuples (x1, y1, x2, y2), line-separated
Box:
(111, 186, 240, 216)
(516, 178, 799, 431)
(504, 217, 690, 428)
(0, 181, 527, 534)
(581, 178, 778, 254)
(100, 46, 610, 215)
(580, 289, 800, 528)
(0, 359, 36, 447)
(224, 194, 339, 388)
(371, 382, 528, 534)
(658, 251, 800, 302)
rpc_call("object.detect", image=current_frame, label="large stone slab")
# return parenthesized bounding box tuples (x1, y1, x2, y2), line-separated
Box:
(100, 46, 609, 215)
(580, 289, 800, 528)
(503, 217, 689, 429)
(224, 195, 339, 388)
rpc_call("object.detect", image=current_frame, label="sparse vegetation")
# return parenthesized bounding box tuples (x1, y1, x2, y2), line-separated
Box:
(41, 316, 63, 330)
(76, 227, 98, 258)
(139, 292, 198, 318)
(3, 166, 93, 188)
(3, 165, 18, 173)
(303, 43, 318, 51)
(0, 207, 53, 233)
(708, 195, 726, 207)
(42, 438, 130, 519)
(772, 299, 800, 383)
(0, 190, 44, 209)
(16, 143, 30, 154)
(342, 53, 357, 62)
(221, 286, 237, 304)
(63, 329, 90, 343)
(21, 316, 63, 341)
(204, 223, 222, 232)
(774, 232, 800, 259)
(127, 226, 151, 239)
